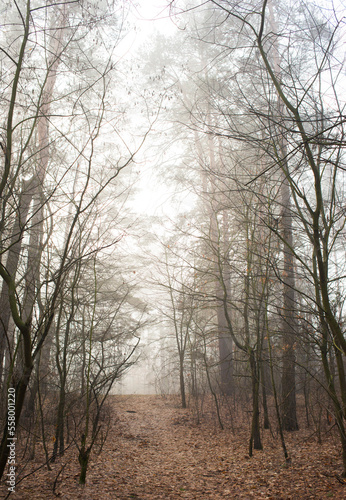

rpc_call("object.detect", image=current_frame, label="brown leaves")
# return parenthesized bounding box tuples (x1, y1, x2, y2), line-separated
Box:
(0, 395, 345, 499)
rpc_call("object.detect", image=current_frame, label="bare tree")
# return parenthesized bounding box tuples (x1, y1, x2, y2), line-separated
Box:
(0, 0, 151, 479)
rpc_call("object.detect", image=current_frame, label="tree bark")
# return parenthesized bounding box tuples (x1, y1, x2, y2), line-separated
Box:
(280, 188, 299, 431)
(249, 349, 262, 455)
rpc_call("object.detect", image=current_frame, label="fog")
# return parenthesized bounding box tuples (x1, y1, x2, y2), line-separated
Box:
(0, 0, 346, 483)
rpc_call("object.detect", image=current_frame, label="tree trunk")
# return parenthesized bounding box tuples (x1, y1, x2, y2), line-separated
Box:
(280, 161, 299, 432)
(52, 386, 66, 460)
(0, 183, 36, 387)
(249, 350, 262, 456)
(78, 443, 90, 485)
(261, 361, 270, 430)
(218, 209, 233, 394)
(179, 353, 187, 409)
(0, 340, 33, 477)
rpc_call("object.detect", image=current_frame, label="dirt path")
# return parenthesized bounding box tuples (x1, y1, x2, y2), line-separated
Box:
(105, 395, 231, 499)
(1, 395, 345, 499)
(76, 395, 345, 500)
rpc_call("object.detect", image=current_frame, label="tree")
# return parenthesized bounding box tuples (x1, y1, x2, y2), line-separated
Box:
(185, 0, 346, 473)
(0, 0, 150, 479)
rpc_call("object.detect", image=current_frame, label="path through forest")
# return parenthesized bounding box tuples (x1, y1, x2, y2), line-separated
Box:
(1, 395, 345, 499)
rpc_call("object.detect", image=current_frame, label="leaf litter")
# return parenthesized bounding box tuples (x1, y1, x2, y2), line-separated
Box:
(0, 395, 345, 499)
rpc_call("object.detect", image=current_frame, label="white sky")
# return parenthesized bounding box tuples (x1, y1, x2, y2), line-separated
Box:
(117, 1, 184, 219)
(116, 0, 177, 56)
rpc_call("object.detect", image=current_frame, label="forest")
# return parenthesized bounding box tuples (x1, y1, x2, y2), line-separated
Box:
(0, 0, 345, 498)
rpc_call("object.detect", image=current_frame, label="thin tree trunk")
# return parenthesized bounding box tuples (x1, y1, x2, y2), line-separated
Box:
(249, 349, 262, 456)
(280, 183, 299, 431)
(179, 353, 187, 409)
(261, 360, 270, 430)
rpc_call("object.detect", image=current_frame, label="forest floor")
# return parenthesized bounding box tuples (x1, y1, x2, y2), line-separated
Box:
(0, 394, 345, 499)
